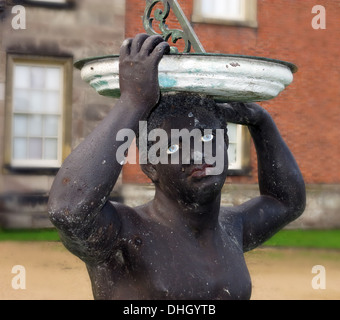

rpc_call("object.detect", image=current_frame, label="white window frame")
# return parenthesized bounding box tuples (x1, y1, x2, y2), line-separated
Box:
(192, 0, 258, 27)
(11, 62, 64, 168)
(5, 55, 72, 170)
(227, 122, 244, 170)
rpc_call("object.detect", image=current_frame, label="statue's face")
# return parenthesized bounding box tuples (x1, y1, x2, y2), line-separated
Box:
(148, 109, 229, 204)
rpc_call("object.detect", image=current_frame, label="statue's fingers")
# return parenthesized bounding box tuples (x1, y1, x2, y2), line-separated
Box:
(149, 41, 170, 64)
(130, 33, 150, 55)
(140, 35, 167, 56)
(119, 38, 133, 57)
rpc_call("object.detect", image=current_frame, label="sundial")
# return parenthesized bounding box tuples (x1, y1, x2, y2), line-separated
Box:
(75, 0, 297, 102)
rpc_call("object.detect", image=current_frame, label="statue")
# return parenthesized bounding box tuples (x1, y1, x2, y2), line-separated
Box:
(48, 34, 306, 300)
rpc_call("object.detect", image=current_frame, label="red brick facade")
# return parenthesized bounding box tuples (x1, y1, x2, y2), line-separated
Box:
(122, 0, 340, 185)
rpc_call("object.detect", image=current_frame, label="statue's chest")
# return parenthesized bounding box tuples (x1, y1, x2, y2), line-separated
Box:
(123, 229, 252, 300)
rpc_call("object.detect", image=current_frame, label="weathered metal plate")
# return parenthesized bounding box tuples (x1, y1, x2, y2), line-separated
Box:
(75, 53, 297, 102)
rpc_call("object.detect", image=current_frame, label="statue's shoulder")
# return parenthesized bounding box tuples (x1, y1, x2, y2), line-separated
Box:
(109, 201, 151, 231)
(110, 200, 135, 213)
(110, 201, 150, 216)
(219, 205, 243, 226)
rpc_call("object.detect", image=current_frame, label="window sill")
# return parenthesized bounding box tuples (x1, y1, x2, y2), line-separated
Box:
(21, 0, 76, 10)
(3, 164, 60, 176)
(192, 15, 258, 28)
(227, 167, 252, 177)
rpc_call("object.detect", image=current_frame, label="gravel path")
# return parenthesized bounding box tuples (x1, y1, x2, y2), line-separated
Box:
(1, 242, 339, 300)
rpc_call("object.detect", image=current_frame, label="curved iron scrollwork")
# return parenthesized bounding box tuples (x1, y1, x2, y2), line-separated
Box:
(143, 0, 205, 54)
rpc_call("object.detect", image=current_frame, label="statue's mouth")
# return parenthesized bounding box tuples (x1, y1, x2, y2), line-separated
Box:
(189, 164, 214, 178)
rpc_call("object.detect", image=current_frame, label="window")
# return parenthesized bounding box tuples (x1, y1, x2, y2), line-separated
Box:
(227, 123, 241, 170)
(227, 123, 250, 172)
(5, 55, 72, 170)
(192, 0, 257, 27)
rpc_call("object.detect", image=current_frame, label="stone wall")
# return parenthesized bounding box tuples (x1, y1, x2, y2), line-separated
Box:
(121, 183, 340, 230)
(0, 0, 125, 228)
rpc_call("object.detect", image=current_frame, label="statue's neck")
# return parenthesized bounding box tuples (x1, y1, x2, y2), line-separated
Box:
(150, 187, 221, 237)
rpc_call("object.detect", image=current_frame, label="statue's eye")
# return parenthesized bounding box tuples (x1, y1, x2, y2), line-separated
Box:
(167, 144, 179, 154)
(201, 134, 214, 142)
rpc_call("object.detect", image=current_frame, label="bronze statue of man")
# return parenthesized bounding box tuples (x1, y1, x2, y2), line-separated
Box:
(48, 34, 306, 300)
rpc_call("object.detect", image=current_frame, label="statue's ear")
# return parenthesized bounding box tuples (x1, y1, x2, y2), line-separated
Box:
(140, 163, 159, 183)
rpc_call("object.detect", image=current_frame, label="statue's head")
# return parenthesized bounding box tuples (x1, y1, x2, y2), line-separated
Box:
(137, 92, 230, 204)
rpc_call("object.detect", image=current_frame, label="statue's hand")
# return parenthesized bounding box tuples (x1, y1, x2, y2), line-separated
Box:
(219, 102, 270, 127)
(119, 34, 170, 110)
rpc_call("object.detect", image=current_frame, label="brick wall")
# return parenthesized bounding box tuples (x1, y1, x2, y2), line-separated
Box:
(122, 0, 340, 185)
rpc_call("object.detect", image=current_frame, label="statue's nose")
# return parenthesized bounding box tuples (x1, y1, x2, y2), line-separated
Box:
(192, 150, 203, 163)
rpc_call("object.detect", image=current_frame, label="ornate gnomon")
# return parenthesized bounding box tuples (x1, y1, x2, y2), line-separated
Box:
(143, 0, 205, 54)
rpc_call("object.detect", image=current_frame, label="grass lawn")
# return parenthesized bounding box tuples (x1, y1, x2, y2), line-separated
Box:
(0, 228, 60, 242)
(263, 229, 340, 249)
(1, 228, 340, 249)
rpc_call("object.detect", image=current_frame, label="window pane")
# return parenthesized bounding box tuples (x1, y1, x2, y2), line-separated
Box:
(14, 66, 30, 89)
(44, 138, 58, 160)
(28, 115, 43, 136)
(13, 89, 30, 112)
(13, 115, 28, 137)
(11, 60, 67, 167)
(228, 143, 237, 165)
(31, 67, 45, 89)
(45, 91, 60, 113)
(28, 138, 43, 159)
(201, 0, 243, 20)
(30, 90, 45, 113)
(13, 138, 27, 160)
(214, 0, 228, 16)
(46, 67, 61, 90)
(227, 123, 237, 143)
(227, 0, 242, 19)
(201, 0, 214, 16)
(44, 115, 59, 137)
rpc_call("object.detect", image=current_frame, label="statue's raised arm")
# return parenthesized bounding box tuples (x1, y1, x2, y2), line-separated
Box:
(47, 35, 170, 262)
(219, 102, 306, 252)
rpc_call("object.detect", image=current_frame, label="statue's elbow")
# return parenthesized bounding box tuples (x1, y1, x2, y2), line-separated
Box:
(47, 196, 63, 227)
(289, 180, 306, 220)
(293, 197, 306, 220)
(47, 192, 73, 230)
